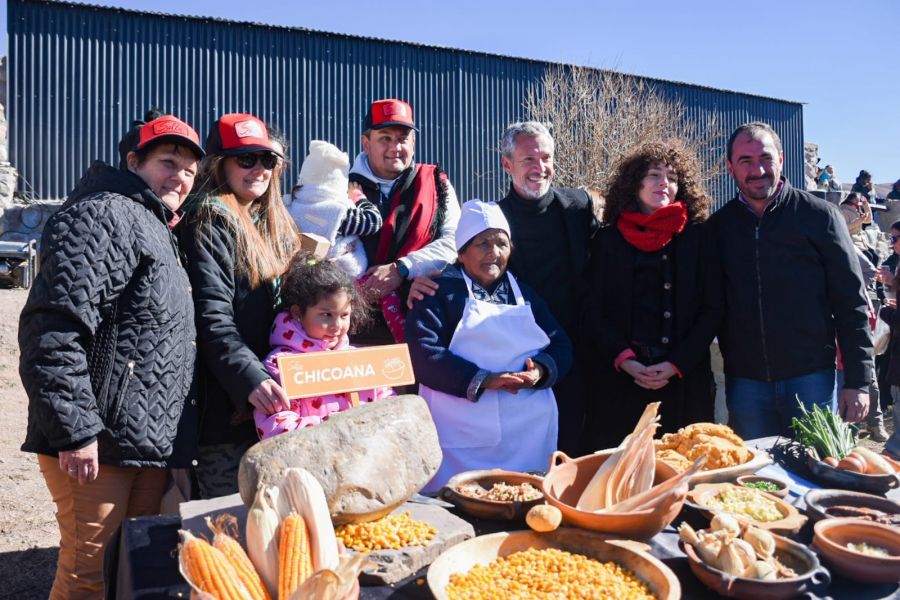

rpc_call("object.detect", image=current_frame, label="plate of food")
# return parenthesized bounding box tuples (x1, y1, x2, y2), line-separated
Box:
(803, 488, 900, 525)
(654, 422, 772, 484)
(440, 469, 544, 520)
(686, 482, 807, 534)
(427, 528, 680, 600)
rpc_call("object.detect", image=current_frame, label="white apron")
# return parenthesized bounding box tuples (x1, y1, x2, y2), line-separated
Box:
(420, 271, 558, 493)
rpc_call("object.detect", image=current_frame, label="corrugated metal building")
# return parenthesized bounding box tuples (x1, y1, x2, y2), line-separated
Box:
(7, 0, 804, 206)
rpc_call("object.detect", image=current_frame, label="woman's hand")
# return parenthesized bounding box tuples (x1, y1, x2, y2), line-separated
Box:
(641, 361, 678, 389)
(248, 379, 291, 415)
(59, 441, 99, 484)
(362, 263, 403, 299)
(621, 359, 667, 390)
(483, 359, 545, 394)
(406, 273, 442, 309)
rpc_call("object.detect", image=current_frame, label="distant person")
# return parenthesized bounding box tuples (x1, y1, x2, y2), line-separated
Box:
(887, 179, 900, 201)
(852, 169, 878, 203)
(816, 164, 841, 191)
(709, 122, 873, 438)
(585, 141, 721, 449)
(839, 191, 879, 266)
(348, 98, 461, 344)
(19, 111, 203, 598)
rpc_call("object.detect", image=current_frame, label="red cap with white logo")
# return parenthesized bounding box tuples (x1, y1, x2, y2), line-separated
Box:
(135, 115, 204, 158)
(205, 113, 282, 157)
(364, 99, 418, 132)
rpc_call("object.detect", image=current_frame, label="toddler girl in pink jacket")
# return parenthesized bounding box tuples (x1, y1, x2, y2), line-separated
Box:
(254, 253, 394, 440)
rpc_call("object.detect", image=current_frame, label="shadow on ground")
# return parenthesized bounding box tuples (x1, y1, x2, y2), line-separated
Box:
(0, 546, 57, 599)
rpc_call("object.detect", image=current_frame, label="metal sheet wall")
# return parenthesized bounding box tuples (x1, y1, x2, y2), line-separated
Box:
(8, 0, 803, 207)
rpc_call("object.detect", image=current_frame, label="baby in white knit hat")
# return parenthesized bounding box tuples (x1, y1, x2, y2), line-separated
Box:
(287, 140, 382, 277)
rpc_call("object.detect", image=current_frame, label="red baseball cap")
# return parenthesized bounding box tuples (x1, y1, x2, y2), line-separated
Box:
(364, 99, 418, 132)
(135, 115, 204, 158)
(205, 113, 282, 157)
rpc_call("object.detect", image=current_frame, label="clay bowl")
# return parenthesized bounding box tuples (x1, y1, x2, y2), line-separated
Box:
(440, 469, 544, 520)
(686, 482, 807, 535)
(541, 450, 683, 541)
(687, 446, 774, 485)
(813, 517, 900, 584)
(805, 448, 900, 494)
(680, 531, 830, 599)
(804, 488, 900, 525)
(735, 474, 790, 499)
(427, 528, 680, 600)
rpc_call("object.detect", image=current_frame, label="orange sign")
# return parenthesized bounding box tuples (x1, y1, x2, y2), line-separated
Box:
(276, 344, 415, 399)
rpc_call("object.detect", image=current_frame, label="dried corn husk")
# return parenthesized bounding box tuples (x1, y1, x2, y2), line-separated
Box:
(245, 486, 281, 598)
(743, 525, 776, 559)
(280, 468, 340, 572)
(600, 455, 705, 513)
(710, 513, 741, 538)
(290, 552, 370, 600)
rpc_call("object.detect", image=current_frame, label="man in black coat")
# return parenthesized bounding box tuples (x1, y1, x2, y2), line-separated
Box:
(710, 121, 874, 438)
(496, 122, 599, 455)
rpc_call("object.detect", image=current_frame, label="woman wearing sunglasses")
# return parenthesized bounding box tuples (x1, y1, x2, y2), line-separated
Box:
(179, 113, 298, 498)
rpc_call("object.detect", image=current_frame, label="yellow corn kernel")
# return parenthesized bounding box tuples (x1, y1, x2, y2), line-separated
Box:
(334, 512, 437, 551)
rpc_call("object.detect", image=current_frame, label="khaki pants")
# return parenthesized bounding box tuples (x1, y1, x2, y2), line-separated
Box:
(38, 454, 167, 600)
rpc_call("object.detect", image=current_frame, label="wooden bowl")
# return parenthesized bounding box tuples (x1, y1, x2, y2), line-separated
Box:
(804, 488, 900, 525)
(813, 517, 900, 584)
(734, 474, 790, 498)
(805, 448, 900, 494)
(440, 469, 544, 520)
(427, 528, 680, 600)
(680, 531, 830, 599)
(686, 483, 807, 534)
(541, 450, 683, 541)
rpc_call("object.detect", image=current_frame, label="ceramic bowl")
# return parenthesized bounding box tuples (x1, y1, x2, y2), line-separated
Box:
(812, 517, 900, 584)
(805, 448, 900, 494)
(541, 450, 683, 541)
(803, 488, 900, 525)
(427, 528, 680, 600)
(685, 446, 774, 485)
(686, 482, 807, 534)
(735, 474, 790, 498)
(440, 470, 545, 520)
(680, 531, 830, 599)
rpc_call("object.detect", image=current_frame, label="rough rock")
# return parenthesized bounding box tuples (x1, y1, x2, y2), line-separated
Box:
(238, 394, 442, 523)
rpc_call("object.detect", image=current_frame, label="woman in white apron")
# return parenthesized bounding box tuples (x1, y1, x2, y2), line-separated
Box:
(406, 199, 573, 493)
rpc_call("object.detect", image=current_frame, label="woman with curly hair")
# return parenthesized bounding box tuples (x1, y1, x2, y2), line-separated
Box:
(583, 141, 722, 450)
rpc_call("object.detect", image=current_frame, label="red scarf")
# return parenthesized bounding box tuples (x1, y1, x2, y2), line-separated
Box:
(616, 202, 688, 252)
(375, 164, 444, 264)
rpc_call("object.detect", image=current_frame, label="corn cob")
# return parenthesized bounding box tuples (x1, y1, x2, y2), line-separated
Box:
(207, 514, 271, 600)
(279, 512, 314, 600)
(178, 529, 253, 600)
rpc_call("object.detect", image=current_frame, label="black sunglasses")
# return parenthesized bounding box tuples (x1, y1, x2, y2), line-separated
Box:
(892, 236, 900, 244)
(234, 152, 278, 170)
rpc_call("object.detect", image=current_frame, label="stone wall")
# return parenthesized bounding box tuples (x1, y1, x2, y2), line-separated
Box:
(804, 142, 819, 191)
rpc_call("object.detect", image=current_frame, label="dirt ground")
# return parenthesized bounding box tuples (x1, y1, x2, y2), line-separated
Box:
(0, 285, 894, 599)
(0, 288, 56, 600)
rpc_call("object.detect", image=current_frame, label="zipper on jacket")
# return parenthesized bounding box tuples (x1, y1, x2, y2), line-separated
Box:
(109, 360, 135, 424)
(754, 225, 772, 380)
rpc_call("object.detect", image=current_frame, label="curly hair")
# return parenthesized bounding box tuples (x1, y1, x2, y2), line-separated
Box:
(278, 252, 371, 333)
(602, 141, 711, 225)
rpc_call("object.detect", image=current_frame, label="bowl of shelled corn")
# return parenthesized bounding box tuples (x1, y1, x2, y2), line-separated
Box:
(427, 528, 680, 600)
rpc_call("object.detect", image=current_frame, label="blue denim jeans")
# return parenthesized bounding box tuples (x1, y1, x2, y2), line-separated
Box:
(725, 369, 837, 439)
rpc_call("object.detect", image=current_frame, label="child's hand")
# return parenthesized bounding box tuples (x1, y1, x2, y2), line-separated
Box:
(248, 379, 291, 415)
(348, 182, 365, 204)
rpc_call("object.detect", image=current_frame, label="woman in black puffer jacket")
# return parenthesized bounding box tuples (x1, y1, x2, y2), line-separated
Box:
(18, 110, 203, 599)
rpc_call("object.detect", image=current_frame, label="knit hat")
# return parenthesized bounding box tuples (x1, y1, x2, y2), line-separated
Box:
(455, 199, 511, 251)
(205, 113, 282, 157)
(298, 140, 349, 192)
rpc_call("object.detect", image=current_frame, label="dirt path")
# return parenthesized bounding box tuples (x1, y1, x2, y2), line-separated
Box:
(0, 288, 56, 599)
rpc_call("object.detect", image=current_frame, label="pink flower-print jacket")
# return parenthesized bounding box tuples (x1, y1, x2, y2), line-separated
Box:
(254, 311, 395, 440)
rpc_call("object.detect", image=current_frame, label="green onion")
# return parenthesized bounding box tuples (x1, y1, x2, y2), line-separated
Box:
(789, 397, 857, 460)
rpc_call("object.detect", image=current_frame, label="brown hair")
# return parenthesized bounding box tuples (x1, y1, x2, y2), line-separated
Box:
(190, 153, 298, 287)
(602, 140, 711, 225)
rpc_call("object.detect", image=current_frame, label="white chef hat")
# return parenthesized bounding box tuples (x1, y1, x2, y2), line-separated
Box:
(455, 199, 512, 251)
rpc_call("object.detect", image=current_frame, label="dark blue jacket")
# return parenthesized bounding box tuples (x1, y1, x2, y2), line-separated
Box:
(405, 264, 572, 399)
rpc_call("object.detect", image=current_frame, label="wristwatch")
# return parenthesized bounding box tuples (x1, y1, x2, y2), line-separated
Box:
(395, 260, 410, 279)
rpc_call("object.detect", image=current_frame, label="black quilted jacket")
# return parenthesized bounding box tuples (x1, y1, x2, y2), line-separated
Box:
(19, 163, 197, 468)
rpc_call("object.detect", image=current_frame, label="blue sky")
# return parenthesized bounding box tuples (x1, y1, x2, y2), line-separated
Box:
(2, 0, 898, 186)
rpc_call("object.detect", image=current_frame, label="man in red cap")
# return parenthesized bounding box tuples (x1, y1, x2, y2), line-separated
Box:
(349, 98, 461, 344)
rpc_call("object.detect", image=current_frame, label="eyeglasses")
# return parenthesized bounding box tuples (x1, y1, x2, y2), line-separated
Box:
(891, 236, 900, 244)
(234, 153, 278, 170)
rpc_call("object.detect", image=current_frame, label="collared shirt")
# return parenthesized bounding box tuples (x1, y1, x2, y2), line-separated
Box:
(468, 271, 513, 305)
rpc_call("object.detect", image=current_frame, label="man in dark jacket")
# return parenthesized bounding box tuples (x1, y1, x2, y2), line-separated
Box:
(710, 121, 874, 438)
(348, 98, 461, 344)
(497, 122, 599, 455)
